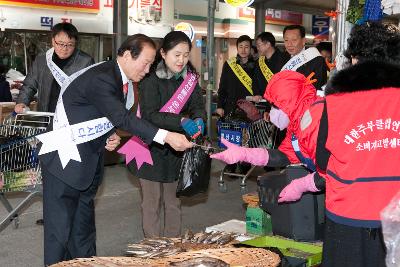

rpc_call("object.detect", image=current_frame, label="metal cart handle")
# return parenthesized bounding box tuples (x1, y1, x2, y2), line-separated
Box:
(23, 111, 54, 117)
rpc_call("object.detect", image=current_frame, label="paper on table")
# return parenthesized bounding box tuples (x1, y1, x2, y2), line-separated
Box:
(205, 219, 253, 242)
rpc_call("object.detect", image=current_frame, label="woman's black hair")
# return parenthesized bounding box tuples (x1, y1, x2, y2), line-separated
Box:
(344, 22, 400, 64)
(151, 31, 198, 77)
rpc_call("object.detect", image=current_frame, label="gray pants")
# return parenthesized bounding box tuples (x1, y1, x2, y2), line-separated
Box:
(139, 179, 181, 238)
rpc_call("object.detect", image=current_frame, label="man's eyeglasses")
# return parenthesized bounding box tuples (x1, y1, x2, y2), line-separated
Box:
(54, 40, 76, 49)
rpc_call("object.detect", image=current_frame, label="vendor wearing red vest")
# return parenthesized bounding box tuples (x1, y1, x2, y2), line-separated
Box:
(323, 79, 400, 228)
(319, 60, 400, 266)
(211, 22, 400, 267)
(284, 22, 400, 267)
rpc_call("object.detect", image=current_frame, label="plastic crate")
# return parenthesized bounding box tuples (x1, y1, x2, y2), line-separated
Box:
(241, 235, 323, 267)
(257, 165, 325, 241)
(216, 119, 249, 148)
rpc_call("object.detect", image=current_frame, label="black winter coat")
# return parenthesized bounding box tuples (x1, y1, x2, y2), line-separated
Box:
(253, 49, 289, 96)
(217, 57, 257, 116)
(133, 63, 206, 183)
(296, 55, 328, 90)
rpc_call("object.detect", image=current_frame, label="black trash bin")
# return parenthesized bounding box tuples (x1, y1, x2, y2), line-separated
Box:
(258, 165, 325, 241)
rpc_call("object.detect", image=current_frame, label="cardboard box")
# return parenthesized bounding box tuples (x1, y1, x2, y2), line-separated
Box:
(245, 206, 272, 236)
(29, 101, 37, 111)
(0, 102, 16, 123)
(0, 102, 38, 124)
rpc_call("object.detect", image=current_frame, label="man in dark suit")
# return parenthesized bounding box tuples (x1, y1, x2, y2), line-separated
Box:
(39, 34, 192, 266)
(283, 25, 328, 91)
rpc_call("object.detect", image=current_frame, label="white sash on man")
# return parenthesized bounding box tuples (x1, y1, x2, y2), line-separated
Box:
(281, 47, 321, 71)
(36, 48, 112, 168)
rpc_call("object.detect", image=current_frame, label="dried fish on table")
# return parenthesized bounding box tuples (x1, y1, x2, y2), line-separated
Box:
(181, 230, 237, 246)
(141, 237, 174, 247)
(125, 237, 181, 259)
(182, 229, 194, 243)
(125, 231, 237, 260)
(215, 233, 235, 245)
(203, 232, 223, 244)
(169, 257, 230, 267)
(196, 231, 211, 244)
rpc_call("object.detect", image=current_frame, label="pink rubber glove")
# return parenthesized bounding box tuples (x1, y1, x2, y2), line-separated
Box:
(278, 172, 319, 203)
(210, 138, 269, 166)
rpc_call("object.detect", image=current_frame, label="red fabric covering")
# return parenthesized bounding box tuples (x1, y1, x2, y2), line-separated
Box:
(264, 70, 321, 163)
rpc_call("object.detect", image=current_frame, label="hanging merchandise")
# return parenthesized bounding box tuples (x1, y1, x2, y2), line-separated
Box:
(346, 0, 365, 24)
(381, 0, 400, 15)
(362, 0, 383, 21)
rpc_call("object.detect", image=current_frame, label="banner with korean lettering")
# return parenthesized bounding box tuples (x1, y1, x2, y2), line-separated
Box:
(139, 0, 162, 11)
(238, 7, 302, 25)
(0, 0, 100, 13)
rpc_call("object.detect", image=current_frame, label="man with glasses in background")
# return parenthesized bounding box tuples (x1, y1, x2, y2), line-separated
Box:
(15, 22, 94, 113)
(14, 22, 94, 226)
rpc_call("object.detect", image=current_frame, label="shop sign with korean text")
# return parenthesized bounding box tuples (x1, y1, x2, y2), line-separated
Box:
(238, 7, 302, 25)
(312, 15, 330, 41)
(175, 22, 195, 42)
(0, 0, 100, 13)
(137, 0, 162, 11)
(225, 0, 254, 8)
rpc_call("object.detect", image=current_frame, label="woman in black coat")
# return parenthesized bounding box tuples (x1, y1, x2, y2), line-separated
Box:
(129, 31, 206, 238)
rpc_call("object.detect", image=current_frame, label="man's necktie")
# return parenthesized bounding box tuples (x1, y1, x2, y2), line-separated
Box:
(125, 81, 134, 110)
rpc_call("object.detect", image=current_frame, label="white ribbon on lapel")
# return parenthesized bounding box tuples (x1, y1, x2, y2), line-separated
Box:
(36, 48, 113, 168)
(281, 47, 321, 71)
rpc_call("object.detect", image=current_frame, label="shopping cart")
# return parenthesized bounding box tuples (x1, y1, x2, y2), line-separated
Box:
(217, 101, 277, 193)
(0, 111, 53, 232)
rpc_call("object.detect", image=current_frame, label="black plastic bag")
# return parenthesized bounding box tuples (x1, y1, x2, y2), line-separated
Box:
(176, 137, 212, 197)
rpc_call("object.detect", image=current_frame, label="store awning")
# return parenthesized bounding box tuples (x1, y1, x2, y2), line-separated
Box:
(250, 0, 336, 15)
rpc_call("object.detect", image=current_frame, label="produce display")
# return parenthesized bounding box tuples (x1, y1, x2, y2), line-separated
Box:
(0, 168, 39, 191)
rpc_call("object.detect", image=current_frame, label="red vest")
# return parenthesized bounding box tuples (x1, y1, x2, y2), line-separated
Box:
(324, 88, 400, 228)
